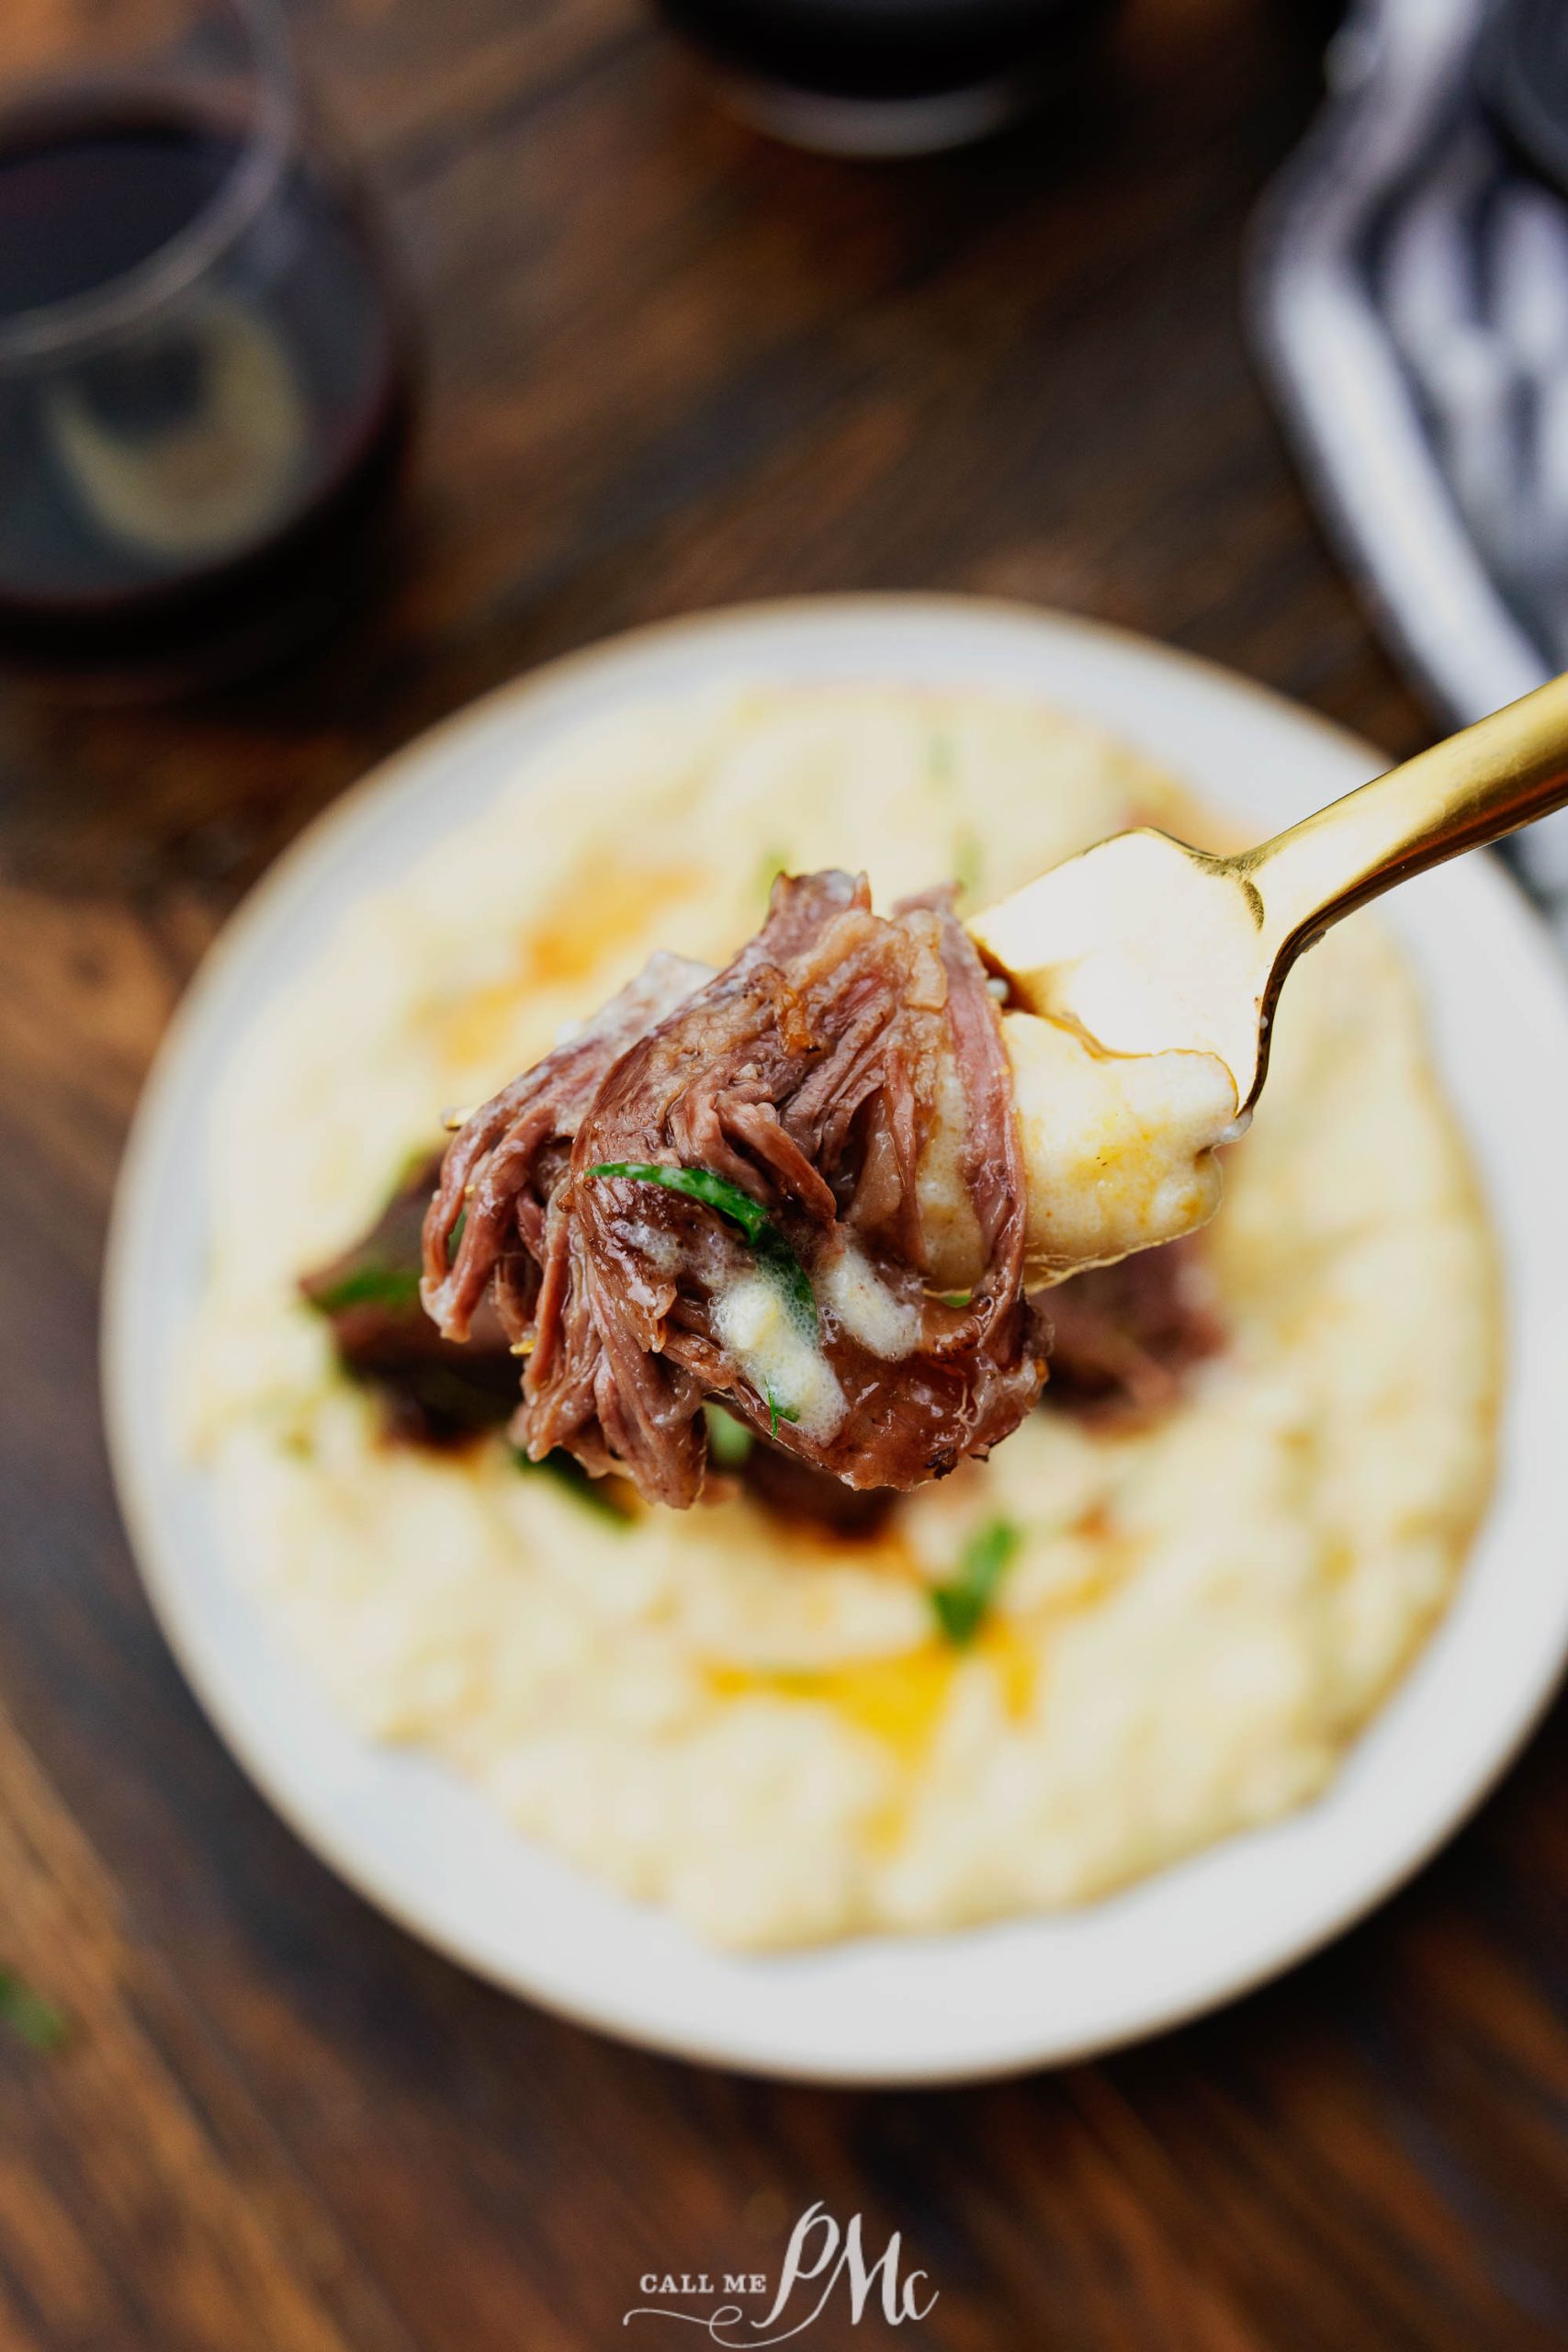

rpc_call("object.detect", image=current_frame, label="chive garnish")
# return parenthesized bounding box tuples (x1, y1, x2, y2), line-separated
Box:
(766, 1390, 801, 1442)
(930, 1517, 1021, 1647)
(0, 1971, 68, 2051)
(586, 1162, 817, 1326)
(309, 1261, 423, 1316)
(512, 1446, 634, 1523)
(705, 1403, 755, 1466)
(590, 1162, 770, 1242)
(934, 1289, 974, 1309)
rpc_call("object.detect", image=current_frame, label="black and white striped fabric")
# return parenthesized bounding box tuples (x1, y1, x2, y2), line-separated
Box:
(1254, 0, 1568, 904)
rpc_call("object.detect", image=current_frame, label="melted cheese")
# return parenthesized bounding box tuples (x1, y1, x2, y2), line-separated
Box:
(712, 1269, 845, 1438)
(819, 1238, 921, 1359)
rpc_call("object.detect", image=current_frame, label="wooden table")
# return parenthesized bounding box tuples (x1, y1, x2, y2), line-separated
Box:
(3, 2, 1564, 2346)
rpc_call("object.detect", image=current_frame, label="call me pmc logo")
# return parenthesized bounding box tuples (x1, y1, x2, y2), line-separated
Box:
(625, 2202, 937, 2345)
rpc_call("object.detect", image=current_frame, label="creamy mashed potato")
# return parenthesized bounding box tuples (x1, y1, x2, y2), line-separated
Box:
(1006, 1016, 1237, 1282)
(184, 684, 1499, 1949)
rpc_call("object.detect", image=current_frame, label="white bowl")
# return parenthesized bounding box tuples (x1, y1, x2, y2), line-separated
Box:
(103, 596, 1568, 2084)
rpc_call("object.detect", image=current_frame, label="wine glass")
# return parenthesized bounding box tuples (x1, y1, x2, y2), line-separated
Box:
(0, 0, 414, 694)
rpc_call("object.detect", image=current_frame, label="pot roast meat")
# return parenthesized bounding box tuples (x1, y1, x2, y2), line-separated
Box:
(306, 1168, 1222, 1490)
(423, 948, 714, 1351)
(302, 950, 706, 1450)
(300, 1154, 521, 1446)
(305, 871, 1225, 1502)
(716, 1437, 899, 1536)
(423, 870, 1049, 1509)
(1043, 1233, 1224, 1419)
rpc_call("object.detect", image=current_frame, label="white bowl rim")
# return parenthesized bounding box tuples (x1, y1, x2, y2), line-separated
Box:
(102, 594, 1568, 2084)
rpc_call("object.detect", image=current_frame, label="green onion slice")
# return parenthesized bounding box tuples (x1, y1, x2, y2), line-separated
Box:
(587, 1162, 817, 1325)
(704, 1403, 755, 1466)
(308, 1262, 423, 1316)
(513, 1446, 634, 1523)
(766, 1390, 801, 1442)
(929, 1517, 1021, 1647)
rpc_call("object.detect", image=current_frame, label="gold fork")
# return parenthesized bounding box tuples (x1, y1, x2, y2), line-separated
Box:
(968, 672, 1568, 1113)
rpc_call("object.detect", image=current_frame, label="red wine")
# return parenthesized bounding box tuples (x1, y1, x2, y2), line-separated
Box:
(0, 102, 412, 689)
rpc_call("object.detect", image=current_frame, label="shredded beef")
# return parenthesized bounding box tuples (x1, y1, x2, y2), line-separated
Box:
(304, 879, 1226, 1504)
(420, 949, 713, 1347)
(423, 871, 1049, 1508)
(300, 1155, 520, 1446)
(1042, 1236, 1224, 1420)
(305, 1173, 1223, 1498)
(719, 1440, 899, 1537)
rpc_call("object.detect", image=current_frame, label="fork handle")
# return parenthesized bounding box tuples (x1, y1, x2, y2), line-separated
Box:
(1247, 671, 1568, 958)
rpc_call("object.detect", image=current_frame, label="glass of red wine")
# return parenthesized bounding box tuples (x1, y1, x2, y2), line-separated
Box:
(0, 0, 413, 695)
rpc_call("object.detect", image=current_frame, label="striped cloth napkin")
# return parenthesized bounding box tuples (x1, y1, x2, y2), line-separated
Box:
(1253, 0, 1568, 914)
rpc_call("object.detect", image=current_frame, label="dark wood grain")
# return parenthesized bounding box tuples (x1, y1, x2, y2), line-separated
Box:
(1, 0, 1563, 2346)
